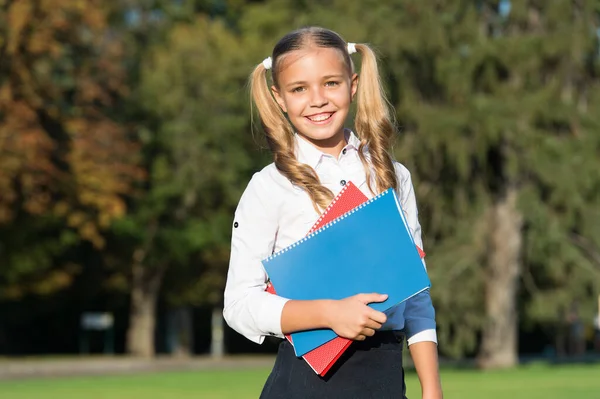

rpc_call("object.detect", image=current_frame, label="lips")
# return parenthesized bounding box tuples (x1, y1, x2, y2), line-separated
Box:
(305, 112, 334, 123)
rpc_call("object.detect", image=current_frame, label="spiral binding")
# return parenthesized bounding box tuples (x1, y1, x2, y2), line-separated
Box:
(308, 184, 350, 233)
(264, 188, 392, 262)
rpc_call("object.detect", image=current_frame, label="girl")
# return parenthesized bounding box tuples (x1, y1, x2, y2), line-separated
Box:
(223, 26, 443, 399)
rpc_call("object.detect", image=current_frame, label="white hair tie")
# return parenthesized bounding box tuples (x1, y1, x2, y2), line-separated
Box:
(262, 57, 272, 70)
(347, 42, 357, 55)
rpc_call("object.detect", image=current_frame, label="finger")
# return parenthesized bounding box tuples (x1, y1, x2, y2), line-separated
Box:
(368, 310, 388, 325)
(356, 293, 388, 304)
(363, 319, 383, 331)
(360, 327, 376, 337)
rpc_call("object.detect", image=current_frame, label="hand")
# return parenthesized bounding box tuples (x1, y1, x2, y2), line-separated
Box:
(326, 293, 388, 341)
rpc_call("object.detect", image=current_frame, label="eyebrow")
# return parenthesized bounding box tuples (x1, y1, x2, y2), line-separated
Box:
(285, 75, 345, 88)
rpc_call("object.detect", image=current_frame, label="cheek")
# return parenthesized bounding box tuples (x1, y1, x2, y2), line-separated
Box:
(332, 91, 352, 106)
(284, 98, 306, 115)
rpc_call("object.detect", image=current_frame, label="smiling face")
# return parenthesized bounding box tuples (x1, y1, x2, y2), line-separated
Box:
(271, 47, 358, 157)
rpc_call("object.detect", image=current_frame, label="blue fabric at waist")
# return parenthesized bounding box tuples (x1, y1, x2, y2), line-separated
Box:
(380, 302, 406, 331)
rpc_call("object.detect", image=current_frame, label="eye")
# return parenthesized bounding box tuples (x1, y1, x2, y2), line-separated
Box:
(325, 81, 340, 87)
(291, 86, 306, 93)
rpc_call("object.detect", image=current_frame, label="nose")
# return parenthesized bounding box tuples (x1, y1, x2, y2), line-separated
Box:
(309, 87, 328, 107)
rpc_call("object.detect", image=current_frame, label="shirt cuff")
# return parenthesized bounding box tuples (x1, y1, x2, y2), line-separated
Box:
(256, 294, 290, 343)
(407, 329, 437, 346)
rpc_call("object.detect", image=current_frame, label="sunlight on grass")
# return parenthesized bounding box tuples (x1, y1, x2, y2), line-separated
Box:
(0, 363, 599, 399)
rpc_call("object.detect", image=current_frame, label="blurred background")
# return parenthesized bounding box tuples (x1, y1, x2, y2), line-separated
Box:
(1, 0, 600, 397)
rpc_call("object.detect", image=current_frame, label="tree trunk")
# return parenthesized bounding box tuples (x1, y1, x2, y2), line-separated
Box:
(211, 306, 225, 359)
(126, 252, 166, 357)
(167, 307, 194, 357)
(478, 186, 523, 369)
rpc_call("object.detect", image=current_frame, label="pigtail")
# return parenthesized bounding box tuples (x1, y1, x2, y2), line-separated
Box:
(250, 62, 334, 211)
(353, 44, 399, 196)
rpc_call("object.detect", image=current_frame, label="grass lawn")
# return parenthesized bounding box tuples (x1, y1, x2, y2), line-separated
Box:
(0, 363, 599, 398)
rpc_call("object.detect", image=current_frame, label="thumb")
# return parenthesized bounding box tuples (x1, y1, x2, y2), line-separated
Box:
(356, 293, 388, 304)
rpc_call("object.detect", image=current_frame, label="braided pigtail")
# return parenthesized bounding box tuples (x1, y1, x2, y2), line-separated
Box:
(250, 58, 334, 211)
(353, 43, 399, 195)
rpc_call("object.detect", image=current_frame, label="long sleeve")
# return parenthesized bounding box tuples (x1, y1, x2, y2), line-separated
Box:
(396, 163, 438, 346)
(223, 172, 290, 344)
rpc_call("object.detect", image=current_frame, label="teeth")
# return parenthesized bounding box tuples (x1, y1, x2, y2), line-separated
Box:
(308, 113, 332, 122)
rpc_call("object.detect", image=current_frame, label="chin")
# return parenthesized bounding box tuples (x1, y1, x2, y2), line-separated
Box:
(305, 132, 343, 143)
(301, 125, 345, 141)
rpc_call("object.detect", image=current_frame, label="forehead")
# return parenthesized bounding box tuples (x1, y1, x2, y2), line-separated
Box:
(276, 47, 350, 83)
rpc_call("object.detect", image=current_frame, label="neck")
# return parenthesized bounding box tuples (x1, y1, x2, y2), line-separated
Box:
(300, 129, 347, 158)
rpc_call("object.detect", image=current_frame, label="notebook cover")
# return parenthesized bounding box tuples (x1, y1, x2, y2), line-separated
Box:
(266, 182, 365, 375)
(266, 182, 426, 374)
(263, 188, 431, 357)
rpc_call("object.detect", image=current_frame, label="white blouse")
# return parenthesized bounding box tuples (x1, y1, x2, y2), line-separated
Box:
(223, 130, 437, 346)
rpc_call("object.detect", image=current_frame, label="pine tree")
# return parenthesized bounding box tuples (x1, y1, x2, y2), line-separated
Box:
(384, 0, 600, 367)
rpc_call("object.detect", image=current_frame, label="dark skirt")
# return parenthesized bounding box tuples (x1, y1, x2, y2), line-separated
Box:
(260, 331, 407, 399)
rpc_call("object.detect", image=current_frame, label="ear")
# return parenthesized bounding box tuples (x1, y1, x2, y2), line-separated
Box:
(350, 73, 358, 101)
(271, 85, 287, 113)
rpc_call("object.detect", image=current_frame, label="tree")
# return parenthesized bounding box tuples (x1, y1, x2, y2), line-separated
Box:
(111, 14, 257, 357)
(384, 0, 600, 367)
(0, 0, 141, 298)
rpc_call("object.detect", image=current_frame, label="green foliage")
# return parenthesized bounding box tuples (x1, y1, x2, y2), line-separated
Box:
(2, 0, 600, 359)
(107, 13, 265, 306)
(383, 0, 600, 356)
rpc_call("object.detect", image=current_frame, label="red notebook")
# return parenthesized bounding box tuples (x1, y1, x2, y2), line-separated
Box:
(266, 181, 425, 376)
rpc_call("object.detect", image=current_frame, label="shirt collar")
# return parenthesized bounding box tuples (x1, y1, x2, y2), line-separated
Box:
(295, 129, 361, 169)
(345, 129, 361, 151)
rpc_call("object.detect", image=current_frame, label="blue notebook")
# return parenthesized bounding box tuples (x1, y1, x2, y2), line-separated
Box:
(262, 188, 431, 357)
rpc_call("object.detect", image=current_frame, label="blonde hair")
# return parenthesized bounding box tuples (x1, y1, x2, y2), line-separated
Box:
(250, 27, 398, 211)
